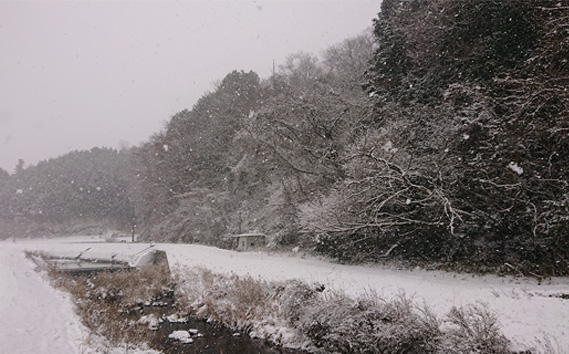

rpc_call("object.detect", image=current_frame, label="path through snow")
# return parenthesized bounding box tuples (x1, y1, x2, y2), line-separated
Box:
(0, 243, 87, 354)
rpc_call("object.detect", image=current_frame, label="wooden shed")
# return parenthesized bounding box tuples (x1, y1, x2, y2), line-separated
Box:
(232, 233, 266, 251)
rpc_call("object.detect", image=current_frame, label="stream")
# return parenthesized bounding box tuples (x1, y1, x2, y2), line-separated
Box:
(140, 300, 300, 354)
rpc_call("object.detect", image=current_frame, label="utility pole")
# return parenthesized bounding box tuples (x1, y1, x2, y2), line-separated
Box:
(131, 204, 136, 242)
(271, 59, 276, 89)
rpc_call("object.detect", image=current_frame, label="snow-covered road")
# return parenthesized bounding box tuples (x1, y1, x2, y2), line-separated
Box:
(4, 236, 569, 352)
(0, 243, 88, 354)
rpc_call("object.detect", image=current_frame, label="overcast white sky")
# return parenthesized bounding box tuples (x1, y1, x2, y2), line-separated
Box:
(0, 0, 380, 173)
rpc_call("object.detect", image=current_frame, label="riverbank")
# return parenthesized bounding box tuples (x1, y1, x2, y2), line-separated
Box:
(5, 236, 569, 352)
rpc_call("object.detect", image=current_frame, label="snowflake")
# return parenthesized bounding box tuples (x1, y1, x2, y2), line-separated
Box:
(508, 162, 523, 175)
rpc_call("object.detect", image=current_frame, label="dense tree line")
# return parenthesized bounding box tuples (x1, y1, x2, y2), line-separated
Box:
(131, 0, 569, 276)
(2, 1, 567, 275)
(0, 148, 133, 238)
(306, 0, 569, 275)
(131, 33, 375, 247)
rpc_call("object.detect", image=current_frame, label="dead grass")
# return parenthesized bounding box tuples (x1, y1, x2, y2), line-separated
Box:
(180, 268, 275, 331)
(46, 264, 174, 348)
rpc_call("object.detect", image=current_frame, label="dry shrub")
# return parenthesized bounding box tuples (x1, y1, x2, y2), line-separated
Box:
(176, 267, 516, 354)
(83, 264, 173, 306)
(177, 267, 321, 345)
(178, 268, 273, 331)
(274, 279, 319, 325)
(438, 304, 511, 354)
(299, 292, 440, 354)
(35, 257, 518, 354)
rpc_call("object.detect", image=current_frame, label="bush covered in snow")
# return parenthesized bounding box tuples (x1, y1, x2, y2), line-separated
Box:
(439, 304, 510, 354)
(176, 267, 515, 353)
(298, 293, 440, 353)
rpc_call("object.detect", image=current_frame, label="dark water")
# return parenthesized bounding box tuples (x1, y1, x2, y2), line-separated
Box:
(140, 301, 300, 354)
(150, 316, 295, 354)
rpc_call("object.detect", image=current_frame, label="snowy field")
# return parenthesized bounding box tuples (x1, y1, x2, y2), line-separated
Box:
(2, 235, 569, 353)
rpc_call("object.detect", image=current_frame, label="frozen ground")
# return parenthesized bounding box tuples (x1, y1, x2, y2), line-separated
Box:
(3, 235, 569, 352)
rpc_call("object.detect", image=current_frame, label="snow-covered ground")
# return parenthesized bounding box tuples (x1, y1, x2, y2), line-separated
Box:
(0, 238, 159, 354)
(3, 235, 569, 352)
(0, 241, 88, 354)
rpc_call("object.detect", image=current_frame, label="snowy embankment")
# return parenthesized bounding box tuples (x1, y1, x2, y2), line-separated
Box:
(0, 242, 88, 354)
(5, 236, 569, 352)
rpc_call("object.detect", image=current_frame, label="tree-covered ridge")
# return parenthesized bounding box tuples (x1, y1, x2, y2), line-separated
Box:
(0, 147, 133, 237)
